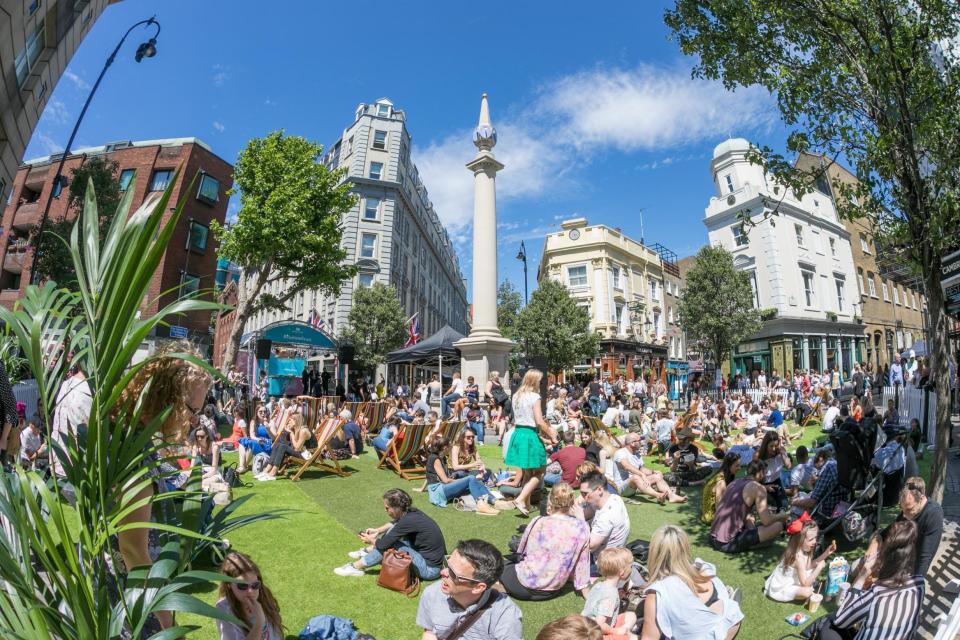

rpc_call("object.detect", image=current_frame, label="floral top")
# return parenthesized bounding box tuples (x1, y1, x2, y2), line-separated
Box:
(515, 514, 591, 592)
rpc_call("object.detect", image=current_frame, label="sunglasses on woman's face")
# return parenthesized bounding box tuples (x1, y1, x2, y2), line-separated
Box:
(235, 580, 261, 591)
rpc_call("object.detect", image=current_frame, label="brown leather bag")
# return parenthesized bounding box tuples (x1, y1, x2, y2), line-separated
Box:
(377, 548, 420, 596)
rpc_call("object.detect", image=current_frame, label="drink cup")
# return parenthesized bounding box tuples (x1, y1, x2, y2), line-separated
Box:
(837, 581, 851, 605)
(807, 593, 823, 613)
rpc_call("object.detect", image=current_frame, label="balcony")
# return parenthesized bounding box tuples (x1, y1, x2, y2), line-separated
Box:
(3, 241, 29, 273)
(12, 201, 41, 231)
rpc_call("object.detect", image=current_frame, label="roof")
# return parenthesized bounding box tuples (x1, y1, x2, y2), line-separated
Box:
(22, 137, 216, 168)
(712, 137, 751, 160)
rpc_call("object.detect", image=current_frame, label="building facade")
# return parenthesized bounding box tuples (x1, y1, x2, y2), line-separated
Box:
(0, 0, 116, 201)
(245, 98, 468, 340)
(539, 217, 671, 381)
(795, 153, 927, 368)
(0, 137, 233, 342)
(704, 138, 865, 378)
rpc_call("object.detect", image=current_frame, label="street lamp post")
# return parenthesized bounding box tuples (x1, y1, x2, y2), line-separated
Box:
(516, 241, 528, 305)
(30, 17, 161, 284)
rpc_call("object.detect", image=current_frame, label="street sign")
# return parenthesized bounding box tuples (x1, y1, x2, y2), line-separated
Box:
(943, 249, 960, 318)
(169, 326, 189, 339)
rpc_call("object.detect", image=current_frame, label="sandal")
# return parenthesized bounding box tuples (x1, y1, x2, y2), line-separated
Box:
(513, 500, 530, 517)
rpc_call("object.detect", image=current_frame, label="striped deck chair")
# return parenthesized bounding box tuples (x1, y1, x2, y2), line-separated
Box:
(284, 417, 349, 481)
(367, 402, 388, 433)
(799, 388, 829, 427)
(583, 415, 623, 447)
(380, 421, 430, 480)
(297, 395, 326, 431)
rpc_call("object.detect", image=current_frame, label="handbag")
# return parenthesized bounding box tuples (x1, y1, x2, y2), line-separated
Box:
(377, 548, 420, 597)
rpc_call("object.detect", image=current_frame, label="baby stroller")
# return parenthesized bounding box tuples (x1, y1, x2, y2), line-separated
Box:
(810, 424, 904, 551)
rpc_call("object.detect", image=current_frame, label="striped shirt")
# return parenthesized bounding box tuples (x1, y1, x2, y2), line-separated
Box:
(833, 575, 924, 640)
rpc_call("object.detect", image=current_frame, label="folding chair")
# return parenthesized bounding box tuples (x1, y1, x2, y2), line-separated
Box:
(799, 388, 828, 427)
(583, 416, 623, 447)
(379, 421, 430, 480)
(437, 420, 466, 443)
(284, 416, 350, 481)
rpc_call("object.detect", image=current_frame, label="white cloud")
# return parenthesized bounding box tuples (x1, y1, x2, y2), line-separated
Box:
(212, 121, 225, 133)
(264, 98, 277, 107)
(212, 64, 230, 87)
(537, 64, 776, 152)
(43, 98, 71, 125)
(34, 131, 62, 155)
(63, 70, 90, 91)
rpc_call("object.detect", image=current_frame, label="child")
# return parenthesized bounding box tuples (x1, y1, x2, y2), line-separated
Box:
(581, 547, 637, 640)
(18, 418, 44, 470)
(787, 446, 814, 496)
(764, 519, 836, 602)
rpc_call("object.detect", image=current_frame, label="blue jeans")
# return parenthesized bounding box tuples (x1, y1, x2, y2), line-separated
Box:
(362, 543, 441, 580)
(442, 475, 493, 503)
(372, 433, 393, 455)
(544, 472, 562, 487)
(441, 393, 462, 417)
(588, 396, 601, 416)
(467, 420, 485, 443)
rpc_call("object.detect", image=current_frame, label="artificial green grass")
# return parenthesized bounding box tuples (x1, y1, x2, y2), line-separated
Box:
(182, 419, 924, 639)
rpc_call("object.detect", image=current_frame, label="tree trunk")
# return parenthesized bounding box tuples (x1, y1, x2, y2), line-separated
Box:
(219, 268, 267, 375)
(924, 260, 952, 503)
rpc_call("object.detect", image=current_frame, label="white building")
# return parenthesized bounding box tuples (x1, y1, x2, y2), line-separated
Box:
(704, 138, 866, 376)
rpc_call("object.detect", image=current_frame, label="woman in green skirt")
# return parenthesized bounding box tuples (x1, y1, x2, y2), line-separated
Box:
(503, 369, 558, 516)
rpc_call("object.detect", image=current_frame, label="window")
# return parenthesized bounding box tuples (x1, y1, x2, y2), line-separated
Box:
(668, 307, 674, 323)
(36, 80, 46, 102)
(567, 265, 588, 287)
(149, 169, 173, 192)
(795, 224, 805, 247)
(28, 0, 40, 16)
(653, 311, 661, 337)
(860, 232, 870, 254)
(358, 274, 374, 287)
(802, 271, 816, 307)
(867, 272, 877, 297)
(196, 174, 220, 204)
(180, 273, 200, 297)
(369, 162, 383, 180)
(749, 271, 760, 308)
(612, 266, 621, 289)
(360, 233, 377, 258)
(829, 237, 836, 256)
(835, 279, 845, 311)
(377, 103, 390, 116)
(118, 169, 135, 192)
(15, 21, 44, 87)
(893, 286, 900, 305)
(911, 292, 917, 309)
(613, 302, 623, 325)
(732, 224, 749, 247)
(856, 267, 864, 295)
(815, 173, 831, 196)
(881, 280, 890, 302)
(372, 130, 387, 150)
(364, 197, 380, 221)
(649, 278, 659, 301)
(186, 222, 208, 253)
(725, 175, 734, 193)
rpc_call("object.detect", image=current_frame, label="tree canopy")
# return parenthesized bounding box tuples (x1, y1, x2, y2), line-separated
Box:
(515, 279, 599, 374)
(213, 131, 357, 371)
(665, 0, 960, 499)
(497, 280, 523, 341)
(340, 282, 407, 372)
(677, 245, 760, 370)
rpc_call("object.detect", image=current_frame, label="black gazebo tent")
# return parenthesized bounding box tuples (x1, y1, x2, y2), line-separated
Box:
(386, 325, 464, 386)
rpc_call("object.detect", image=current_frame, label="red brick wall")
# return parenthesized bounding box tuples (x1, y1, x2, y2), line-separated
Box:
(0, 140, 233, 343)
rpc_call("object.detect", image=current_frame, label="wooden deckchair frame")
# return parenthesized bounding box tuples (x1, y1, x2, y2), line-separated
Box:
(379, 421, 430, 480)
(583, 416, 624, 447)
(283, 417, 350, 481)
(799, 388, 829, 427)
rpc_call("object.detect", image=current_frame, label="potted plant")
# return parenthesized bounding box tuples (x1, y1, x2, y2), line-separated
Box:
(826, 311, 838, 322)
(760, 307, 778, 321)
(854, 314, 863, 324)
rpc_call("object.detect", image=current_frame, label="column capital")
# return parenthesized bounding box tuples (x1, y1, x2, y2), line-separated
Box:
(466, 151, 504, 175)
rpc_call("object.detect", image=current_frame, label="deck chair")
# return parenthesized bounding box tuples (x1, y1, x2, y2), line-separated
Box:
(297, 395, 326, 431)
(799, 388, 829, 427)
(436, 420, 466, 443)
(380, 421, 430, 480)
(583, 416, 623, 447)
(284, 416, 350, 481)
(367, 402, 388, 433)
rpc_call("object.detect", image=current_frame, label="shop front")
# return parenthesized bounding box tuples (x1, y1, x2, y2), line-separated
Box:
(666, 360, 689, 400)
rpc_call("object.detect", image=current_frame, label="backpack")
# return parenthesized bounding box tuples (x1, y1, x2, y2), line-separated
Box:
(222, 462, 249, 489)
(252, 452, 270, 476)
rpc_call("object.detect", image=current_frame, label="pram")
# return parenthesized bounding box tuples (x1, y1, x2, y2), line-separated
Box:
(808, 418, 904, 551)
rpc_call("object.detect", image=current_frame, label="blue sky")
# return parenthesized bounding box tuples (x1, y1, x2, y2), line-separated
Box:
(26, 0, 789, 297)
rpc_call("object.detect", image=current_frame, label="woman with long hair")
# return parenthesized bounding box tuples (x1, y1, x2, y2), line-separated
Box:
(216, 551, 283, 640)
(819, 519, 923, 640)
(449, 428, 488, 480)
(502, 369, 558, 516)
(256, 410, 312, 481)
(641, 525, 743, 640)
(764, 520, 836, 602)
(237, 404, 274, 473)
(424, 436, 501, 515)
(700, 452, 741, 525)
(755, 430, 791, 511)
(189, 424, 222, 483)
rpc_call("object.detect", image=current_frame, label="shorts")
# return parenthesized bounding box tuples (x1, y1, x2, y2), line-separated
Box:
(657, 440, 671, 455)
(710, 526, 760, 553)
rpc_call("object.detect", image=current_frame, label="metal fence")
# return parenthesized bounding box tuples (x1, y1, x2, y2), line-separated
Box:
(880, 384, 938, 446)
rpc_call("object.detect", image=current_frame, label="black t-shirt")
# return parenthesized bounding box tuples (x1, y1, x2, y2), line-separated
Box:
(666, 443, 699, 473)
(375, 508, 447, 567)
(894, 499, 944, 576)
(425, 453, 447, 486)
(583, 442, 601, 465)
(589, 382, 601, 397)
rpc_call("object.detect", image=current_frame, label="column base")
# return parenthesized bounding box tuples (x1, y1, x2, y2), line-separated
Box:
(454, 334, 516, 391)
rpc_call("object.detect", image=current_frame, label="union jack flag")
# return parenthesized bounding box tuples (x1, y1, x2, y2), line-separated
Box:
(405, 313, 421, 347)
(307, 308, 324, 330)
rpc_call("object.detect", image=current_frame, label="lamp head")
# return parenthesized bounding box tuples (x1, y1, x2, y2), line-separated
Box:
(135, 38, 157, 62)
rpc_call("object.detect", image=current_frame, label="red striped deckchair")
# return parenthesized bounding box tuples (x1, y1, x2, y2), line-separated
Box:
(380, 421, 430, 480)
(284, 417, 349, 481)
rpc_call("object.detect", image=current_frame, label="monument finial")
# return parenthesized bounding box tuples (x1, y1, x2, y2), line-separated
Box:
(473, 92, 497, 150)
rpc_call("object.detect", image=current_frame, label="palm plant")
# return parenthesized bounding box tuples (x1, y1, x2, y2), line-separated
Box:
(0, 174, 271, 638)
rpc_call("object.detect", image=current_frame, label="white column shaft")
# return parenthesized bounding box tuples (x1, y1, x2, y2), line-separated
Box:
(471, 167, 499, 336)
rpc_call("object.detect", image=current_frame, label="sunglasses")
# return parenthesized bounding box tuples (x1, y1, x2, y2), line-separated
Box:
(442, 556, 484, 585)
(234, 580, 262, 591)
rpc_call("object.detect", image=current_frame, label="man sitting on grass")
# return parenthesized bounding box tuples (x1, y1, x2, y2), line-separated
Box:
(664, 428, 714, 487)
(608, 433, 687, 503)
(416, 539, 522, 640)
(710, 460, 789, 553)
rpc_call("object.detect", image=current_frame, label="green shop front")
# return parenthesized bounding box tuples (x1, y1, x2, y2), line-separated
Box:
(732, 318, 866, 378)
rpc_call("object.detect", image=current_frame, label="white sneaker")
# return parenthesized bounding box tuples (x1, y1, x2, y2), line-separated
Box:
(301, 451, 311, 459)
(259, 475, 276, 482)
(348, 548, 367, 559)
(334, 563, 365, 577)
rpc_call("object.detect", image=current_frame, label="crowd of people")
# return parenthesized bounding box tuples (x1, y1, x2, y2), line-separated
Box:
(21, 348, 950, 640)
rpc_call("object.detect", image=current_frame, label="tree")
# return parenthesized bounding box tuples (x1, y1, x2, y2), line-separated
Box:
(677, 245, 760, 374)
(212, 131, 357, 372)
(31, 157, 122, 290)
(340, 282, 407, 373)
(515, 279, 599, 374)
(665, 0, 960, 500)
(497, 280, 523, 341)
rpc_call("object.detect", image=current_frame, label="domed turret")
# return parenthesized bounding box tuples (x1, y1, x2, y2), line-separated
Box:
(712, 137, 751, 160)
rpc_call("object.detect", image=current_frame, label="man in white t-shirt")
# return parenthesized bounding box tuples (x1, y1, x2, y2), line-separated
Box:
(822, 398, 841, 432)
(439, 372, 465, 418)
(609, 433, 686, 504)
(578, 469, 630, 561)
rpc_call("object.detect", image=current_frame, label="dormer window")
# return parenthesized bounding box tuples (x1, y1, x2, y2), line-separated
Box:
(725, 175, 734, 193)
(377, 103, 390, 117)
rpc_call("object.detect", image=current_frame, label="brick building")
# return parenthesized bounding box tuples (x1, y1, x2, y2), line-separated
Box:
(0, 137, 233, 344)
